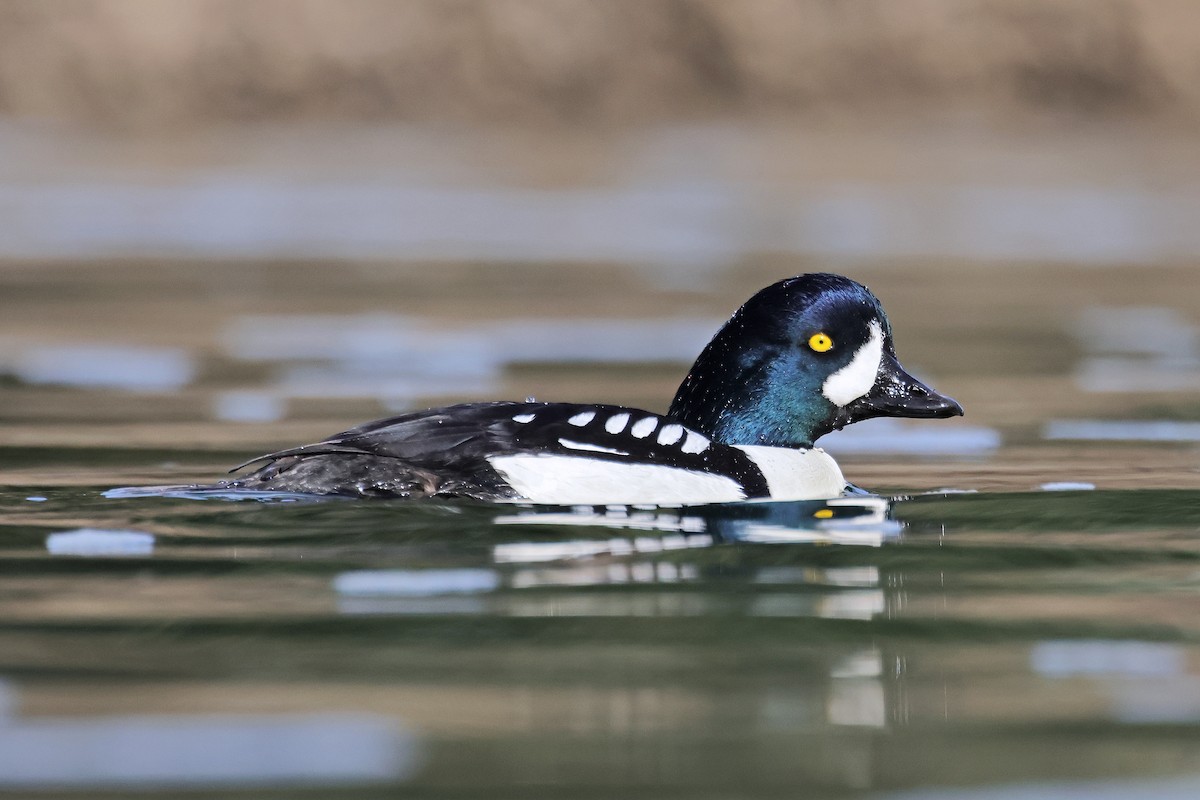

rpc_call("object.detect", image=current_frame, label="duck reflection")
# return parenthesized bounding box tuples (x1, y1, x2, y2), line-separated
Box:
(494, 494, 900, 546)
(330, 495, 905, 752)
(332, 496, 899, 619)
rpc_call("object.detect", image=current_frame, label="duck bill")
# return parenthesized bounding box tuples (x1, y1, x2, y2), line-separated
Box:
(837, 353, 963, 427)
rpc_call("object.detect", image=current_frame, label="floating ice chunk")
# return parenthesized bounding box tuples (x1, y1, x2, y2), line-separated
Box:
(1075, 356, 1200, 393)
(15, 345, 194, 392)
(821, 418, 1000, 456)
(0, 712, 416, 786)
(213, 390, 286, 422)
(332, 569, 498, 597)
(1032, 640, 1183, 678)
(1043, 420, 1200, 442)
(1075, 307, 1198, 358)
(46, 529, 155, 556)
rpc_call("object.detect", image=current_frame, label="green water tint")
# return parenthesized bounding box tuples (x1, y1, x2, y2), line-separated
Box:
(2, 486, 1200, 796)
(3, 260, 1200, 795)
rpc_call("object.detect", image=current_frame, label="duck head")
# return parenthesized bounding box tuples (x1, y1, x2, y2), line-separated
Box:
(668, 273, 963, 448)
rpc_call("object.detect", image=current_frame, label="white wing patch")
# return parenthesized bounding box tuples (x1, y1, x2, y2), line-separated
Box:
(733, 445, 846, 500)
(680, 430, 710, 454)
(512, 412, 536, 424)
(557, 438, 630, 456)
(630, 417, 658, 438)
(568, 410, 596, 426)
(822, 320, 884, 406)
(488, 454, 746, 505)
(657, 424, 685, 446)
(604, 413, 630, 434)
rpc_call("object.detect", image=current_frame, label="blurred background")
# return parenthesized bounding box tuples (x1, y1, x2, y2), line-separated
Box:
(3, 3, 1200, 796)
(1, 0, 1198, 484)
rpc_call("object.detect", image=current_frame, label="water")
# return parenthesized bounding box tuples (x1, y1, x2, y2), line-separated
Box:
(6, 123, 1200, 267)
(2, 261, 1200, 797)
(4, 485, 1200, 796)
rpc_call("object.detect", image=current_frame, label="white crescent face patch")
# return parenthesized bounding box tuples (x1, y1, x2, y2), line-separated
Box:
(821, 320, 884, 407)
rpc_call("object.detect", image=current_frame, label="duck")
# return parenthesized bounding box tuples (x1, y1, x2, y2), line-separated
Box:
(222, 273, 962, 504)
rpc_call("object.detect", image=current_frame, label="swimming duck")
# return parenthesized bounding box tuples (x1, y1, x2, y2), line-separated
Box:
(224, 273, 962, 504)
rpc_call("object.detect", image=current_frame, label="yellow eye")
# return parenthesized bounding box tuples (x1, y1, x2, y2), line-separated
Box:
(808, 333, 833, 352)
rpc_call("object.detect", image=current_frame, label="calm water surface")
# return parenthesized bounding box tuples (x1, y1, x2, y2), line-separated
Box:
(2, 261, 1200, 797)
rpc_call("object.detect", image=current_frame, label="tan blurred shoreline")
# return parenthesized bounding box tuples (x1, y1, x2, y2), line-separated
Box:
(1, 0, 1198, 131)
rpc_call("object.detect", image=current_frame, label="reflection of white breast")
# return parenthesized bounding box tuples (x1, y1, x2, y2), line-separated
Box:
(732, 445, 846, 501)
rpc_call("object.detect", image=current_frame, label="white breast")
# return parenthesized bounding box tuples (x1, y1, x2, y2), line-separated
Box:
(487, 454, 748, 505)
(488, 445, 846, 505)
(731, 445, 846, 501)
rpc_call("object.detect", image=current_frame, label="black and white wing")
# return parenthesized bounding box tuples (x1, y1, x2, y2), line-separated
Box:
(228, 402, 534, 499)
(228, 401, 775, 502)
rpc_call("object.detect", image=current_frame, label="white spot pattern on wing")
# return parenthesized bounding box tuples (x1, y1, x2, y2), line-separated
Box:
(604, 413, 630, 434)
(680, 430, 710, 454)
(557, 438, 630, 456)
(568, 410, 596, 426)
(630, 417, 658, 438)
(657, 424, 684, 446)
(512, 412, 536, 424)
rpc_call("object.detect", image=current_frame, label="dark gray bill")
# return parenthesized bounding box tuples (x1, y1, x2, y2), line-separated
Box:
(837, 352, 963, 427)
